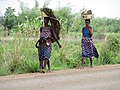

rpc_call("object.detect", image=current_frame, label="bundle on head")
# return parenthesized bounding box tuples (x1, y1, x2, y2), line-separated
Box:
(81, 9, 93, 20)
(41, 8, 60, 43)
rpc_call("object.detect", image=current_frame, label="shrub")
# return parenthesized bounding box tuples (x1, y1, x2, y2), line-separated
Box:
(99, 33, 120, 64)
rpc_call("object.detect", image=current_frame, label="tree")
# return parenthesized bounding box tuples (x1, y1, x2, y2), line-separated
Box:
(16, 0, 42, 36)
(55, 6, 73, 33)
(70, 12, 83, 32)
(43, 0, 51, 8)
(1, 7, 16, 35)
(35, 0, 39, 8)
(91, 17, 120, 33)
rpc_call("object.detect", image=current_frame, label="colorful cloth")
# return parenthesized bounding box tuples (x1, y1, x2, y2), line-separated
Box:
(81, 37, 99, 58)
(40, 8, 60, 42)
(82, 26, 92, 38)
(38, 42, 52, 60)
(40, 27, 52, 39)
(39, 27, 52, 60)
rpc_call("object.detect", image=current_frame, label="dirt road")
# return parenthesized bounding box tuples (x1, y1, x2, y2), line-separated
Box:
(0, 64, 120, 90)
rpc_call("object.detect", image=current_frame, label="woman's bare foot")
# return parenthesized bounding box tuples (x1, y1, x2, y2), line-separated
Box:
(47, 70, 51, 73)
(42, 69, 45, 73)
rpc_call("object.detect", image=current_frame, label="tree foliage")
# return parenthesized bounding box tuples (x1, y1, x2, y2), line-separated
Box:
(0, 1, 120, 36)
(16, 0, 42, 36)
(92, 17, 120, 33)
(55, 6, 73, 33)
(3, 7, 16, 30)
(0, 7, 17, 35)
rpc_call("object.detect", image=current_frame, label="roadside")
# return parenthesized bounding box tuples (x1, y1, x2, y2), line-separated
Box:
(0, 64, 120, 90)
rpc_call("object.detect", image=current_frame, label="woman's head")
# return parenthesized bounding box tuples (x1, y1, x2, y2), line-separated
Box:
(85, 19, 90, 26)
(44, 17, 50, 25)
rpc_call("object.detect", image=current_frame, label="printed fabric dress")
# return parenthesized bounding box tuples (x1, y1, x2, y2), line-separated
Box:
(38, 27, 52, 60)
(81, 26, 99, 58)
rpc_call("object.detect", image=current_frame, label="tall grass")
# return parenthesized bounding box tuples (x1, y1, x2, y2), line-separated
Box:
(0, 35, 39, 75)
(0, 32, 120, 76)
(98, 33, 120, 64)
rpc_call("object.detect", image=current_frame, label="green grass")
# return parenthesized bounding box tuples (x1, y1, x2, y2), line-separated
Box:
(0, 32, 120, 76)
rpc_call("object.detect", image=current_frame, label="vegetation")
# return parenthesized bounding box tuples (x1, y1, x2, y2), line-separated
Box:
(99, 33, 120, 64)
(0, 1, 120, 76)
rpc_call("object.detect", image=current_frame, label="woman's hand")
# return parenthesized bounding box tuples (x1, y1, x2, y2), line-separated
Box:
(59, 44, 62, 48)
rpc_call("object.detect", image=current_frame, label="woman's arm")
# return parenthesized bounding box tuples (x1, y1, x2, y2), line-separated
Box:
(89, 27, 93, 37)
(82, 29, 83, 36)
(35, 40, 40, 48)
(82, 27, 85, 37)
(51, 29, 61, 48)
(40, 27, 43, 32)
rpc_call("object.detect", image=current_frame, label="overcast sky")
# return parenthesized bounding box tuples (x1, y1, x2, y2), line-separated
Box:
(0, 0, 120, 18)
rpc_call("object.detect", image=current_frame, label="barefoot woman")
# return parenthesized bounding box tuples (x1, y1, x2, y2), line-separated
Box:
(81, 19, 99, 67)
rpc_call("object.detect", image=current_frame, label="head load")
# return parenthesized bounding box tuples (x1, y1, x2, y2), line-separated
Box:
(81, 9, 94, 20)
(40, 8, 60, 43)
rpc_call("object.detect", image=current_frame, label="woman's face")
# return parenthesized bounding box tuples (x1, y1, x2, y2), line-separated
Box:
(85, 21, 90, 26)
(44, 17, 49, 24)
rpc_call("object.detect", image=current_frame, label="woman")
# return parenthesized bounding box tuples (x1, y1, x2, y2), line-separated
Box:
(35, 17, 61, 73)
(81, 19, 98, 67)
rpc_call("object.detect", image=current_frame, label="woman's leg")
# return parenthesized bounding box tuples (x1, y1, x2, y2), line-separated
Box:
(90, 57, 93, 67)
(47, 60, 51, 72)
(42, 59, 47, 73)
(40, 60, 43, 69)
(42, 59, 51, 73)
(38, 58, 44, 72)
(82, 57, 84, 66)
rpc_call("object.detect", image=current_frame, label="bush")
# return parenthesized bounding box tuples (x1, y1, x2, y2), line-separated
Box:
(99, 33, 120, 64)
(0, 37, 39, 75)
(0, 32, 119, 76)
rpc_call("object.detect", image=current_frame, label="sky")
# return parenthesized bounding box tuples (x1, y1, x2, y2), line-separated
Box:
(0, 0, 120, 18)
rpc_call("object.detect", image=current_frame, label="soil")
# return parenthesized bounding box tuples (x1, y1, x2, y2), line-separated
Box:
(0, 64, 120, 90)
